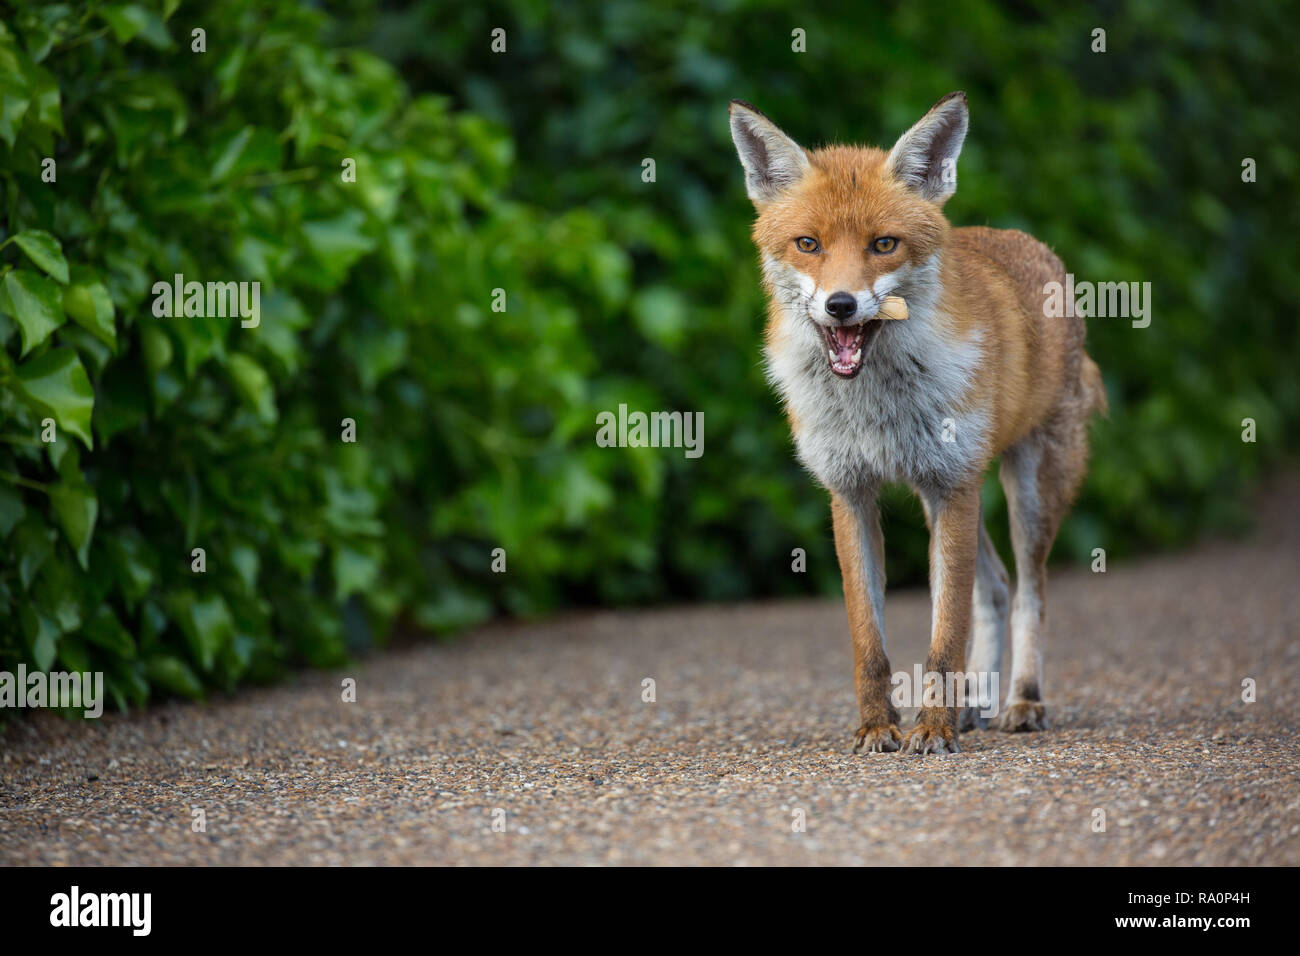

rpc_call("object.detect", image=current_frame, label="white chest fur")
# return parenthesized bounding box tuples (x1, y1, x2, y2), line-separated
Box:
(764, 294, 989, 496)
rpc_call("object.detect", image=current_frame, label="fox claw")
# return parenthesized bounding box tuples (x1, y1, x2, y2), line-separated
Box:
(901, 720, 960, 755)
(999, 701, 1047, 732)
(853, 724, 902, 754)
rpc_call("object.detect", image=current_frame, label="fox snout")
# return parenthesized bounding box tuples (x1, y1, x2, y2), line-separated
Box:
(811, 286, 887, 328)
(824, 291, 858, 321)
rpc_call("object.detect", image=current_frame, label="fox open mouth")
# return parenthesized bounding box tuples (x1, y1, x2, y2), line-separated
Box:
(822, 321, 881, 378)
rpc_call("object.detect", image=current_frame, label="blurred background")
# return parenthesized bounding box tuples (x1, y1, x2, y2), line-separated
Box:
(1, 0, 1296, 711)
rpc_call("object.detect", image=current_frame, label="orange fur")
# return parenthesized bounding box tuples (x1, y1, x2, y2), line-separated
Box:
(731, 93, 1105, 752)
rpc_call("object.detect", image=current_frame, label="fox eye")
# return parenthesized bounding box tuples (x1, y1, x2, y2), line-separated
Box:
(794, 237, 820, 253)
(872, 237, 898, 254)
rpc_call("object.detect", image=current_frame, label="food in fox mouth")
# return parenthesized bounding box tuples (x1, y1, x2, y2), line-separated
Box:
(877, 295, 908, 321)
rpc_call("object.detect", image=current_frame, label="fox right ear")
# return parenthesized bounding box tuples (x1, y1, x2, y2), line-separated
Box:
(729, 101, 811, 206)
(886, 91, 969, 204)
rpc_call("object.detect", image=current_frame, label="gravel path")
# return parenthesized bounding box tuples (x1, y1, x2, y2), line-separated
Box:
(3, 483, 1298, 866)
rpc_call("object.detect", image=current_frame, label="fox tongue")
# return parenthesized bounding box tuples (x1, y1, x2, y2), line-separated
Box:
(832, 326, 859, 365)
(825, 323, 870, 377)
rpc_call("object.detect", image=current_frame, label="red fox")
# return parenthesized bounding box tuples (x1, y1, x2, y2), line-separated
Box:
(729, 92, 1106, 754)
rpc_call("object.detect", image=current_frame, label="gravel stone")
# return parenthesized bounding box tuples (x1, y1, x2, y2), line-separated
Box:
(1, 484, 1297, 865)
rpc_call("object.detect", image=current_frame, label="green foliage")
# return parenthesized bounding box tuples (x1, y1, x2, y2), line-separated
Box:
(2, 0, 1297, 714)
(0, 0, 644, 710)
(351, 0, 1300, 578)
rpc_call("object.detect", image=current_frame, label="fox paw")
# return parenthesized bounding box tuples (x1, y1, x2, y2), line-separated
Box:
(901, 722, 960, 755)
(999, 701, 1047, 732)
(853, 723, 902, 754)
(958, 707, 989, 731)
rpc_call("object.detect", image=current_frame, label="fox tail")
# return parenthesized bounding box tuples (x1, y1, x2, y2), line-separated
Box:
(1081, 354, 1108, 418)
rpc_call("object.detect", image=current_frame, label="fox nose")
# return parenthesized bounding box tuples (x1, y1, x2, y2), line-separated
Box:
(825, 291, 857, 321)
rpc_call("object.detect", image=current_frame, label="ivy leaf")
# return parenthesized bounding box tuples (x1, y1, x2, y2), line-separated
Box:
(209, 125, 252, 182)
(140, 323, 173, 371)
(12, 229, 69, 283)
(15, 347, 95, 448)
(179, 595, 235, 672)
(62, 276, 116, 347)
(48, 480, 97, 569)
(104, 529, 156, 608)
(20, 606, 60, 670)
(230, 543, 259, 591)
(210, 126, 281, 183)
(83, 606, 136, 659)
(27, 60, 62, 132)
(227, 353, 277, 424)
(143, 654, 204, 700)
(302, 210, 377, 288)
(15, 14, 56, 64)
(99, 5, 173, 49)
(13, 518, 54, 590)
(57, 634, 91, 673)
(333, 544, 381, 600)
(3, 269, 65, 355)
(0, 32, 32, 147)
(0, 483, 23, 537)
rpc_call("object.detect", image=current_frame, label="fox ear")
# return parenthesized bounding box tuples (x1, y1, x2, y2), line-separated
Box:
(729, 100, 811, 206)
(886, 91, 968, 204)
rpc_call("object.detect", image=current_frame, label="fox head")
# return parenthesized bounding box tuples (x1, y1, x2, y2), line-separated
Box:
(729, 92, 968, 378)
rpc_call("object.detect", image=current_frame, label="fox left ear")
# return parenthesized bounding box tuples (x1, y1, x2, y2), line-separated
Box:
(886, 91, 969, 204)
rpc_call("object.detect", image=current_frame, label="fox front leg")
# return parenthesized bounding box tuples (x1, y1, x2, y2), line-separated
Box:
(903, 483, 981, 755)
(830, 492, 901, 753)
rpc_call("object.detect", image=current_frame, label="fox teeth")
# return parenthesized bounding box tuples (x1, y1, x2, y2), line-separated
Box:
(828, 349, 837, 361)
(851, 349, 861, 364)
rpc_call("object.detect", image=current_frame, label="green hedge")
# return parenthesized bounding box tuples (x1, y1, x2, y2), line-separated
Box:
(0, 0, 651, 710)
(352, 0, 1300, 574)
(2, 0, 1297, 714)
